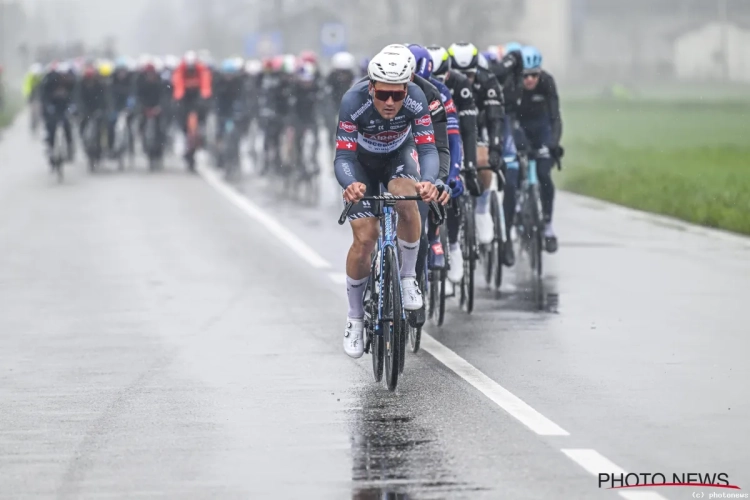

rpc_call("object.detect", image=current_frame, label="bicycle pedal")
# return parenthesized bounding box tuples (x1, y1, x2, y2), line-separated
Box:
(408, 308, 425, 328)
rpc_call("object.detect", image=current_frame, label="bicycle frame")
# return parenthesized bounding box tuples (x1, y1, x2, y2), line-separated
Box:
(375, 201, 402, 328)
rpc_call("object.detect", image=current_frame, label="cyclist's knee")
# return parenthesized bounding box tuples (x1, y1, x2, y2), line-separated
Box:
(351, 219, 378, 255)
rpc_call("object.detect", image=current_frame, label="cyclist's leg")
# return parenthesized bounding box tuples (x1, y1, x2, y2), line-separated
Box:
(386, 143, 424, 310)
(446, 202, 463, 282)
(525, 121, 557, 250)
(343, 161, 378, 358)
(107, 111, 117, 150)
(502, 115, 520, 240)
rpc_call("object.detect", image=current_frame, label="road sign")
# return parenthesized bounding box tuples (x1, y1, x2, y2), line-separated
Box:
(244, 31, 283, 58)
(320, 22, 347, 56)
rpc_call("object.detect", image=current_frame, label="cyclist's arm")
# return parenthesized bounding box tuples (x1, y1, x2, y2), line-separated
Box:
(455, 81, 478, 168)
(408, 87, 439, 184)
(544, 72, 562, 145)
(333, 92, 365, 189)
(481, 73, 505, 152)
(444, 97, 462, 181)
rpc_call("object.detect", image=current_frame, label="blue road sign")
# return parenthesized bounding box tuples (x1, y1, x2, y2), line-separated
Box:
(320, 22, 347, 56)
(244, 31, 283, 58)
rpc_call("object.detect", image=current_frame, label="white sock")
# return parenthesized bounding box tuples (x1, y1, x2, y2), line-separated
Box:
(346, 276, 369, 319)
(398, 239, 420, 279)
(475, 190, 490, 214)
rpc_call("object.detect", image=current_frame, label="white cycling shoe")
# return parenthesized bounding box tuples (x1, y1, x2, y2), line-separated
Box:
(475, 211, 495, 245)
(447, 244, 464, 283)
(343, 318, 365, 359)
(401, 278, 423, 311)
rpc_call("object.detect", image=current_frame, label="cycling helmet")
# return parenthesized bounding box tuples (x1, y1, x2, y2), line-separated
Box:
(152, 57, 165, 73)
(245, 59, 262, 75)
(299, 50, 318, 65)
(504, 42, 523, 54)
(426, 45, 451, 77)
(448, 42, 479, 73)
(183, 50, 198, 67)
(481, 50, 498, 63)
(521, 46, 542, 70)
(98, 61, 114, 77)
(164, 54, 179, 70)
(331, 51, 356, 71)
(30, 63, 44, 75)
(408, 44, 432, 79)
(281, 54, 297, 74)
(367, 49, 412, 84)
(298, 62, 316, 82)
(381, 44, 415, 74)
(221, 58, 239, 74)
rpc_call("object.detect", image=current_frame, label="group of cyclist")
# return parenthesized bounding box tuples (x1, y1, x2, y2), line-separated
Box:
(334, 41, 563, 358)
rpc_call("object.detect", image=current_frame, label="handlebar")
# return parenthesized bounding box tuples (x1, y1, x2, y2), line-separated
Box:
(338, 194, 445, 226)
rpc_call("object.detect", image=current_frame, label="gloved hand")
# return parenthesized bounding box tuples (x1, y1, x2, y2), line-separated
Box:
(551, 145, 565, 160)
(489, 149, 503, 169)
(448, 177, 464, 198)
(463, 162, 482, 197)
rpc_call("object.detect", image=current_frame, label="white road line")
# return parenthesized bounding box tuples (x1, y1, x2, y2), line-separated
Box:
(420, 334, 569, 436)
(561, 449, 667, 500)
(328, 272, 347, 284)
(197, 165, 331, 269)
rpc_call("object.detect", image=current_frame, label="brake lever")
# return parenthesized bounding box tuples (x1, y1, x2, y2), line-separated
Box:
(338, 201, 354, 225)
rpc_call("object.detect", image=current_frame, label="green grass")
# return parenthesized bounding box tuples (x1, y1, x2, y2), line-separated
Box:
(559, 99, 750, 235)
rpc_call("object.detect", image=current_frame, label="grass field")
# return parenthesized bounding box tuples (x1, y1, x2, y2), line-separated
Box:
(559, 99, 750, 235)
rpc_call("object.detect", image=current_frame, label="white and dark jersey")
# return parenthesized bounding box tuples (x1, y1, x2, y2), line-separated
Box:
(333, 80, 440, 187)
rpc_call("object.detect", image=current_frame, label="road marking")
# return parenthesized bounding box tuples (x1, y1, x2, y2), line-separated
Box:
(561, 449, 667, 500)
(197, 165, 331, 269)
(328, 272, 347, 284)
(420, 334, 569, 436)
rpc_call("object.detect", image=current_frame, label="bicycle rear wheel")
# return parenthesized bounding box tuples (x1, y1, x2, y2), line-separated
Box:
(490, 190, 504, 291)
(460, 197, 476, 314)
(382, 245, 402, 391)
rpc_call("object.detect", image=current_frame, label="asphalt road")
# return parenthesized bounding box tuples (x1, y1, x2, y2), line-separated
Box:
(1, 114, 748, 500)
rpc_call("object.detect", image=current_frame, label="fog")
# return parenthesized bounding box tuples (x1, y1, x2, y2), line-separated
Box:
(2, 0, 750, 87)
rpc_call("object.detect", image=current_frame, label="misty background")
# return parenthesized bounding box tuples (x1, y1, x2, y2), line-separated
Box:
(2, 0, 750, 86)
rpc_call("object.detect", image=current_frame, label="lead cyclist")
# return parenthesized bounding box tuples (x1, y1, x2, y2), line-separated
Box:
(334, 47, 450, 359)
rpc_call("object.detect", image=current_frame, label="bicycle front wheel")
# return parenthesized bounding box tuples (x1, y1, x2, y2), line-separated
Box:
(382, 245, 402, 391)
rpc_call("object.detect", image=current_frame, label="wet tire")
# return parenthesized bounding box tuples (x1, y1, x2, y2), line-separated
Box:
(382, 245, 402, 392)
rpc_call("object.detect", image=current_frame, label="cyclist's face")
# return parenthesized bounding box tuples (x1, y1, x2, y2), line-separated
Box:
(523, 71, 541, 90)
(369, 82, 407, 119)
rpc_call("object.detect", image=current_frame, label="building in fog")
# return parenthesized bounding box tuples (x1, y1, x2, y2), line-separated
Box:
(674, 22, 750, 82)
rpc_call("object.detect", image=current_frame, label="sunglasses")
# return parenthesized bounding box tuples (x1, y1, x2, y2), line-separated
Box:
(523, 72, 541, 79)
(373, 89, 407, 102)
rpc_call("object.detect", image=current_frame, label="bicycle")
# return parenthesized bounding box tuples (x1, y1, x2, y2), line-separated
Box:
(475, 165, 507, 294)
(184, 109, 200, 172)
(294, 121, 321, 206)
(215, 109, 245, 182)
(514, 149, 546, 309)
(142, 106, 164, 171)
(339, 192, 443, 391)
(111, 110, 132, 171)
(49, 119, 69, 183)
(83, 111, 106, 172)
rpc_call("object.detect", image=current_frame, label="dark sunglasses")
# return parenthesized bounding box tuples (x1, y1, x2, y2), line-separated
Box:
(373, 89, 407, 102)
(523, 72, 541, 79)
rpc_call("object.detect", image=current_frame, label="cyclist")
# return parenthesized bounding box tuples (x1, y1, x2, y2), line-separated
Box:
(325, 52, 357, 147)
(172, 50, 212, 164)
(213, 58, 248, 164)
(448, 42, 505, 247)
(516, 46, 563, 253)
(335, 48, 443, 358)
(135, 61, 168, 148)
(258, 56, 289, 173)
(481, 41, 525, 265)
(108, 58, 136, 156)
(426, 45, 480, 282)
(40, 62, 75, 163)
(409, 44, 463, 275)
(24, 63, 45, 132)
(290, 61, 321, 170)
(76, 64, 110, 152)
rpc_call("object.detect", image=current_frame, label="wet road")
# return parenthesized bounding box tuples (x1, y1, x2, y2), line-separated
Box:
(1, 115, 748, 499)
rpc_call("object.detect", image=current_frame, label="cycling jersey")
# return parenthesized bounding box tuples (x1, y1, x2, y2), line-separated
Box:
(110, 71, 134, 111)
(429, 76, 461, 180)
(470, 67, 504, 152)
(517, 71, 561, 146)
(488, 52, 523, 116)
(443, 70, 478, 168)
(334, 80, 439, 187)
(172, 62, 212, 101)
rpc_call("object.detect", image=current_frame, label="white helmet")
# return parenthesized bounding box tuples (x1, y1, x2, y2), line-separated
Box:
(448, 42, 480, 72)
(331, 51, 356, 70)
(183, 50, 198, 66)
(245, 59, 262, 75)
(381, 44, 416, 73)
(367, 49, 412, 84)
(164, 54, 179, 70)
